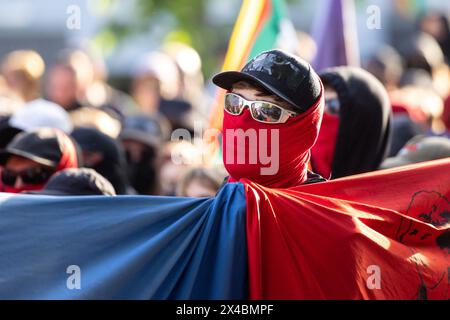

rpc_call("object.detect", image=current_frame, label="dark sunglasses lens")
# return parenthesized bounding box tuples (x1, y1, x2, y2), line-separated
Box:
(224, 94, 243, 115)
(1, 170, 17, 186)
(251, 102, 283, 123)
(21, 168, 53, 185)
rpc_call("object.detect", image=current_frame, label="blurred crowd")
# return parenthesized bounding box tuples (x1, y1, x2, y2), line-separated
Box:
(0, 11, 449, 197)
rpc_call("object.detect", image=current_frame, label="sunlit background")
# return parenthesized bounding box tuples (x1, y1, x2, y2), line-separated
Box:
(0, 0, 449, 81)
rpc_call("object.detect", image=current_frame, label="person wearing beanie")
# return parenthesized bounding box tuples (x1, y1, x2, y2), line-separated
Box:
(71, 127, 131, 195)
(28, 168, 116, 196)
(212, 49, 325, 188)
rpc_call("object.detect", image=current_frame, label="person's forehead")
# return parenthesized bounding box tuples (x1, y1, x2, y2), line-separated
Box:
(121, 139, 152, 152)
(231, 87, 275, 101)
(231, 81, 270, 97)
(5, 155, 42, 169)
(231, 86, 260, 94)
(51, 65, 75, 76)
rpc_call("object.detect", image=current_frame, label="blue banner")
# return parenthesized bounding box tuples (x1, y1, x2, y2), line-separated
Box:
(0, 183, 248, 300)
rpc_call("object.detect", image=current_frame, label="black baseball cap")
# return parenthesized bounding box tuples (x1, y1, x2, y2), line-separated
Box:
(212, 49, 322, 113)
(28, 168, 116, 196)
(0, 128, 64, 167)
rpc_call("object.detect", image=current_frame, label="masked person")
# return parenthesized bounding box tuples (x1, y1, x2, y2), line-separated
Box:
(212, 49, 325, 188)
(71, 127, 130, 195)
(311, 67, 392, 179)
(119, 115, 167, 195)
(0, 128, 78, 193)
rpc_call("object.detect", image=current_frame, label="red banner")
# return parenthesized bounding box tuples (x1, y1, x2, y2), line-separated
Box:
(245, 159, 450, 299)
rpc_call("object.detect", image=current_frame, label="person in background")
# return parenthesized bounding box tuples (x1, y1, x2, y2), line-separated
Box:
(420, 12, 450, 64)
(1, 50, 45, 103)
(386, 114, 424, 157)
(119, 115, 168, 195)
(163, 42, 206, 114)
(0, 75, 22, 119)
(0, 98, 74, 152)
(0, 76, 23, 148)
(131, 51, 195, 133)
(0, 120, 21, 150)
(71, 127, 130, 195)
(0, 128, 78, 193)
(311, 67, 392, 179)
(27, 168, 116, 196)
(8, 98, 73, 134)
(46, 50, 125, 127)
(46, 50, 97, 112)
(398, 31, 450, 101)
(380, 135, 450, 170)
(159, 141, 204, 196)
(390, 84, 445, 134)
(398, 32, 445, 76)
(364, 45, 405, 92)
(69, 106, 121, 138)
(46, 61, 83, 112)
(82, 51, 139, 117)
(177, 167, 227, 198)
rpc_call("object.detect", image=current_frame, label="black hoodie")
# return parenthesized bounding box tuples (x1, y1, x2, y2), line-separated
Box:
(71, 128, 131, 194)
(318, 67, 392, 179)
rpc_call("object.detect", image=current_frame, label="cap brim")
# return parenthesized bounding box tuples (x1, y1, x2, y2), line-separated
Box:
(0, 148, 56, 167)
(24, 189, 71, 196)
(25, 188, 111, 196)
(380, 157, 412, 170)
(212, 71, 301, 111)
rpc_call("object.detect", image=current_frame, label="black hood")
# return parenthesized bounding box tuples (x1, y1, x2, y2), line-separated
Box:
(319, 67, 392, 179)
(71, 128, 130, 194)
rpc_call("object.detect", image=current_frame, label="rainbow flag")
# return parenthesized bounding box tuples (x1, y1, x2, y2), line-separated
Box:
(208, 0, 297, 132)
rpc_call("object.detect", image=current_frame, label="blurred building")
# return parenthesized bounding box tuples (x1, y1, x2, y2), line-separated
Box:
(1, 0, 449, 80)
(0, 0, 96, 69)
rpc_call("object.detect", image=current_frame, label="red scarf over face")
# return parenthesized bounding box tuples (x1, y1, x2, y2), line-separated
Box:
(311, 112, 340, 179)
(223, 85, 324, 188)
(0, 130, 78, 194)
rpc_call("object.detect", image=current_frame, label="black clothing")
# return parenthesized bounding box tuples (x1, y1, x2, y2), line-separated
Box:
(71, 128, 130, 195)
(319, 67, 392, 179)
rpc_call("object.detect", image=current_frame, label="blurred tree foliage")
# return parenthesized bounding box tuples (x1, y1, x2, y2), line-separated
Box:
(97, 0, 312, 78)
(100, 0, 237, 78)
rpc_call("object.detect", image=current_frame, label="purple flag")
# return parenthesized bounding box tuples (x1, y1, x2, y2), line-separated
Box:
(312, 0, 360, 71)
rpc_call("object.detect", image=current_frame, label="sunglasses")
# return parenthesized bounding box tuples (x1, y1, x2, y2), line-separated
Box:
(325, 98, 340, 115)
(224, 93, 297, 124)
(1, 166, 54, 186)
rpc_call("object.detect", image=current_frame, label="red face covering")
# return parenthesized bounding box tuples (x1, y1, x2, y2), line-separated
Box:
(0, 130, 78, 194)
(222, 86, 324, 188)
(311, 112, 340, 179)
